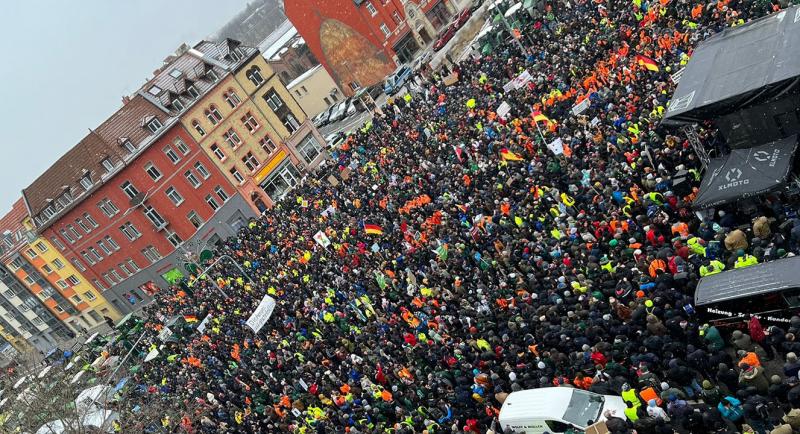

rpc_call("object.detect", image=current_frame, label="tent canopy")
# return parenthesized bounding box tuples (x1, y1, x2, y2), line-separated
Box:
(663, 6, 800, 124)
(693, 135, 798, 208)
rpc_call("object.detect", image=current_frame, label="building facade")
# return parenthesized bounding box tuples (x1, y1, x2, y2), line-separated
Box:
(23, 96, 257, 314)
(140, 39, 327, 213)
(285, 0, 457, 95)
(287, 65, 345, 118)
(0, 200, 120, 339)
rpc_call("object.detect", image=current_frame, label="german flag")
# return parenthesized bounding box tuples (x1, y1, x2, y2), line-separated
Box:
(184, 314, 198, 323)
(636, 55, 660, 72)
(500, 148, 524, 161)
(532, 110, 551, 124)
(364, 223, 383, 235)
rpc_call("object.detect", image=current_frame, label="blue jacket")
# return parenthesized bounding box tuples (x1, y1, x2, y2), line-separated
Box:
(717, 397, 743, 421)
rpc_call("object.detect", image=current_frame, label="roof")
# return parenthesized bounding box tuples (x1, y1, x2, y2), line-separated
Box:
(286, 65, 325, 89)
(258, 20, 299, 60)
(695, 256, 800, 305)
(0, 199, 30, 261)
(663, 6, 800, 123)
(693, 135, 798, 208)
(22, 95, 169, 228)
(499, 387, 575, 422)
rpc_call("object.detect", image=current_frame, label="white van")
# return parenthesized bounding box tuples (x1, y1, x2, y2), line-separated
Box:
(499, 388, 627, 434)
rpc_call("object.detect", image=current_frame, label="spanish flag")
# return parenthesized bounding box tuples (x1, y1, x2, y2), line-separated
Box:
(532, 110, 551, 124)
(636, 55, 660, 72)
(184, 314, 198, 323)
(364, 223, 383, 235)
(500, 148, 524, 161)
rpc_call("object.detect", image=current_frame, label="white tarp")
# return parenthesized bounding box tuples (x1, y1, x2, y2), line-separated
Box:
(245, 295, 277, 333)
(75, 385, 113, 413)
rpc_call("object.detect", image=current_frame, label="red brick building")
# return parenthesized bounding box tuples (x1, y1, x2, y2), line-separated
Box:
(285, 0, 457, 95)
(23, 95, 255, 313)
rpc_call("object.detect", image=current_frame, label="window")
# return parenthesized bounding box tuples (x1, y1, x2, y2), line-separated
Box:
(34, 242, 48, 253)
(101, 158, 114, 172)
(144, 163, 162, 181)
(187, 211, 204, 229)
(41, 264, 53, 274)
(76, 218, 91, 233)
(141, 246, 162, 264)
(323, 96, 331, 105)
(92, 279, 106, 291)
(127, 258, 140, 272)
(210, 144, 225, 160)
(392, 11, 402, 24)
(206, 195, 220, 211)
(88, 247, 103, 261)
(119, 263, 131, 276)
(282, 113, 301, 134)
(104, 236, 120, 251)
(166, 231, 183, 247)
(241, 112, 260, 133)
(148, 85, 162, 95)
(169, 68, 182, 79)
(366, 1, 378, 16)
(120, 222, 141, 241)
(246, 66, 265, 86)
(204, 108, 221, 125)
(146, 118, 163, 133)
(98, 198, 119, 217)
(223, 128, 242, 148)
(109, 269, 123, 282)
(294, 90, 302, 98)
(83, 291, 97, 301)
(349, 81, 362, 91)
(50, 237, 65, 251)
(70, 295, 82, 304)
(165, 187, 184, 205)
(260, 160, 301, 201)
(121, 139, 137, 153)
(209, 105, 222, 122)
(297, 134, 323, 163)
(260, 135, 277, 153)
(83, 213, 98, 228)
(52, 258, 65, 269)
(171, 99, 185, 111)
(120, 181, 140, 199)
(207, 69, 219, 82)
(67, 275, 80, 285)
(26, 248, 37, 259)
(191, 163, 210, 180)
(380, 23, 391, 37)
(98, 239, 111, 255)
(32, 317, 44, 326)
(215, 186, 229, 202)
(224, 90, 241, 108)
(67, 225, 81, 240)
(81, 251, 95, 265)
(102, 273, 113, 286)
(301, 85, 307, 94)
(184, 170, 201, 188)
(175, 139, 190, 155)
(24, 276, 35, 285)
(263, 89, 285, 111)
(192, 120, 206, 136)
(186, 85, 200, 99)
(242, 152, 260, 172)
(143, 205, 167, 228)
(72, 258, 86, 272)
(229, 167, 245, 184)
(56, 280, 68, 289)
(60, 229, 74, 244)
(164, 145, 180, 163)
(80, 175, 93, 190)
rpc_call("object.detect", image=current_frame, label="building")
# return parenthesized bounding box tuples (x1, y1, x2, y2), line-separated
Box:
(140, 39, 327, 212)
(285, 0, 458, 95)
(23, 95, 257, 314)
(287, 65, 345, 117)
(0, 199, 120, 339)
(258, 20, 321, 86)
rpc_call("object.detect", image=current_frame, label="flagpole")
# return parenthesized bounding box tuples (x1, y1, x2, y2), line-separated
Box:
(534, 119, 547, 144)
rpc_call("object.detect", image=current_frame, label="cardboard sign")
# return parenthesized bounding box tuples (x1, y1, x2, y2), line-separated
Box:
(496, 101, 511, 119)
(571, 98, 590, 115)
(585, 421, 610, 434)
(443, 73, 459, 86)
(313, 231, 332, 248)
(245, 295, 277, 333)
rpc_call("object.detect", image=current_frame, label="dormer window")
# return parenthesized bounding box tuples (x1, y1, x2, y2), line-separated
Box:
(121, 139, 136, 153)
(186, 85, 200, 99)
(172, 99, 185, 111)
(169, 69, 183, 79)
(229, 50, 241, 62)
(101, 158, 114, 172)
(207, 70, 219, 82)
(80, 175, 93, 191)
(146, 118, 163, 133)
(148, 85, 162, 96)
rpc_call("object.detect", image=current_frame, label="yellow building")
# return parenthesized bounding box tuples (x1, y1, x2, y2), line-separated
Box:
(139, 39, 327, 214)
(287, 65, 344, 118)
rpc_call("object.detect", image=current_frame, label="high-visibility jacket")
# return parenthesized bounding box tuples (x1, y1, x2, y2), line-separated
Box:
(734, 254, 758, 269)
(622, 389, 639, 406)
(625, 405, 640, 421)
(699, 260, 725, 277)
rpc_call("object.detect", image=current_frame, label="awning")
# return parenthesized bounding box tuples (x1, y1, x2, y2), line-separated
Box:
(693, 135, 797, 208)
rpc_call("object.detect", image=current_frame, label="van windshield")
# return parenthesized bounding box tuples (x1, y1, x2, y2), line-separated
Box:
(562, 389, 604, 427)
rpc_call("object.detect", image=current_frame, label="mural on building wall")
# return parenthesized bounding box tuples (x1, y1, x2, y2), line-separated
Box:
(319, 18, 395, 90)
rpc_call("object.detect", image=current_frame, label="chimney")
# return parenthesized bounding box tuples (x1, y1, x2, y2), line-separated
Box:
(122, 95, 131, 105)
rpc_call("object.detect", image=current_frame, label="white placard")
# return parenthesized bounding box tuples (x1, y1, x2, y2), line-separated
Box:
(313, 231, 331, 248)
(547, 138, 564, 155)
(197, 314, 212, 334)
(502, 70, 532, 92)
(496, 102, 511, 119)
(157, 326, 172, 342)
(571, 98, 590, 115)
(246, 295, 277, 333)
(590, 116, 600, 127)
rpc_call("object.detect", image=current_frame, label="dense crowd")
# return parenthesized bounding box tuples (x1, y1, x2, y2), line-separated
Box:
(101, 0, 800, 432)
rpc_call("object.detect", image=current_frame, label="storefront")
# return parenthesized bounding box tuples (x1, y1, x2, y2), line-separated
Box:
(392, 32, 420, 64)
(426, 0, 452, 30)
(259, 159, 303, 203)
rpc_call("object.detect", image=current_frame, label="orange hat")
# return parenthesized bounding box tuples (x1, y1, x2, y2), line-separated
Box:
(636, 290, 646, 298)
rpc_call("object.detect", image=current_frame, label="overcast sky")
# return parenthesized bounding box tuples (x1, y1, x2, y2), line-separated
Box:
(0, 0, 250, 214)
